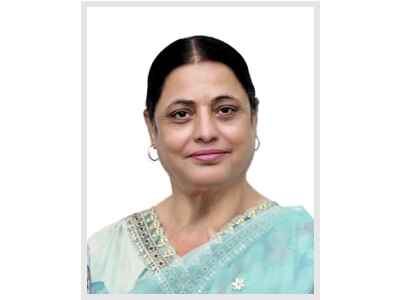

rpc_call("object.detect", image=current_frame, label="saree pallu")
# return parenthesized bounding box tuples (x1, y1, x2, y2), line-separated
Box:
(87, 202, 314, 294)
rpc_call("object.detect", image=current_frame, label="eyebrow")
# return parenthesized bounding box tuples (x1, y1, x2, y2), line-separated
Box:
(166, 94, 240, 109)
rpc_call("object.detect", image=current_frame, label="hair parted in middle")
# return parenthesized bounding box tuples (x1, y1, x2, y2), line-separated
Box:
(145, 35, 259, 124)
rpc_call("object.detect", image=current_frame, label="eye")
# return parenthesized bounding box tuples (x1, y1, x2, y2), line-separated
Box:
(169, 110, 191, 121)
(217, 106, 238, 116)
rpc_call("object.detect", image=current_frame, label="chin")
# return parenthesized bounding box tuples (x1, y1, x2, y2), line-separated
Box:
(185, 170, 233, 189)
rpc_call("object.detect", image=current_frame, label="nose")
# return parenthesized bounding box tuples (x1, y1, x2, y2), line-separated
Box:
(193, 109, 218, 144)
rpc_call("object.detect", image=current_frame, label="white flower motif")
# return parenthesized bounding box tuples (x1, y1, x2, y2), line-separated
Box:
(231, 277, 245, 290)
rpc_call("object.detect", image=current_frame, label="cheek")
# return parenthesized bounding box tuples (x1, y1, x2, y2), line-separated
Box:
(222, 123, 256, 168)
(222, 123, 254, 146)
(157, 126, 192, 157)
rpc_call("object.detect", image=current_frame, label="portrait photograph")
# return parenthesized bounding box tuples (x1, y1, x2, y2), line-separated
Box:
(5, 0, 400, 299)
(83, 1, 319, 296)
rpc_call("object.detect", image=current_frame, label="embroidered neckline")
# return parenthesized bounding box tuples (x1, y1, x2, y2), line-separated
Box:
(126, 208, 176, 272)
(216, 199, 278, 235)
(125, 199, 278, 273)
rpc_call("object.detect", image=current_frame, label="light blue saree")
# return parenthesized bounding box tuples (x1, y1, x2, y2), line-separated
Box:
(87, 201, 314, 294)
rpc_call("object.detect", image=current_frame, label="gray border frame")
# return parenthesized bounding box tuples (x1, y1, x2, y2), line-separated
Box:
(82, 1, 320, 299)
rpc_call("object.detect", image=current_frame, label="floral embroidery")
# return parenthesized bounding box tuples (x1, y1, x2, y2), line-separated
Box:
(125, 200, 278, 273)
(232, 277, 245, 290)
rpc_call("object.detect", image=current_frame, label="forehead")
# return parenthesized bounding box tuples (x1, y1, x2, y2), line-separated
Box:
(158, 61, 248, 107)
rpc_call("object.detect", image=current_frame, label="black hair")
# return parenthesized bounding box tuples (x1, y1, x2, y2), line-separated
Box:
(145, 35, 259, 123)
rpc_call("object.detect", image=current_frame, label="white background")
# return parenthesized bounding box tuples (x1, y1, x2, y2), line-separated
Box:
(1, 0, 400, 300)
(86, 6, 315, 236)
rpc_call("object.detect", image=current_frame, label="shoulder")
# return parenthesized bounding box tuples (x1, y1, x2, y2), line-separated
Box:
(87, 216, 131, 279)
(87, 217, 127, 253)
(269, 205, 313, 232)
(87, 211, 147, 293)
(87, 207, 154, 253)
(261, 205, 314, 252)
(273, 205, 313, 222)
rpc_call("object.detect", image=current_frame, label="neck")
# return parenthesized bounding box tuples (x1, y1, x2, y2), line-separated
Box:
(155, 177, 264, 239)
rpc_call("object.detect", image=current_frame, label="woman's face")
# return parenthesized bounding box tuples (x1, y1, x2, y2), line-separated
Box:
(145, 61, 257, 191)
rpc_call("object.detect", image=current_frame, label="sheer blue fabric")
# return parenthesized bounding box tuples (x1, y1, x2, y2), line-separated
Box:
(87, 204, 314, 294)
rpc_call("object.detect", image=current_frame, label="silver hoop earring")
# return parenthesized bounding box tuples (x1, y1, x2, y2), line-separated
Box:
(147, 145, 159, 161)
(255, 135, 261, 151)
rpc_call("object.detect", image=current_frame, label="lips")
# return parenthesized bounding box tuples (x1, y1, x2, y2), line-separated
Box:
(189, 149, 230, 162)
(189, 149, 229, 157)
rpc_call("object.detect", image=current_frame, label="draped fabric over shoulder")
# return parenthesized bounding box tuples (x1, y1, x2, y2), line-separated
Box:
(87, 201, 314, 294)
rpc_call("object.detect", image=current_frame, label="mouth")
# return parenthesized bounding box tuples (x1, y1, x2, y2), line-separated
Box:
(189, 150, 231, 163)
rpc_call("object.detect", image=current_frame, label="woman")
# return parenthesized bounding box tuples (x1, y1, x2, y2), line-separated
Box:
(87, 35, 314, 294)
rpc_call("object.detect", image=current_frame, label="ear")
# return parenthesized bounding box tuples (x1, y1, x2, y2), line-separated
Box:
(251, 111, 258, 129)
(143, 109, 158, 146)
